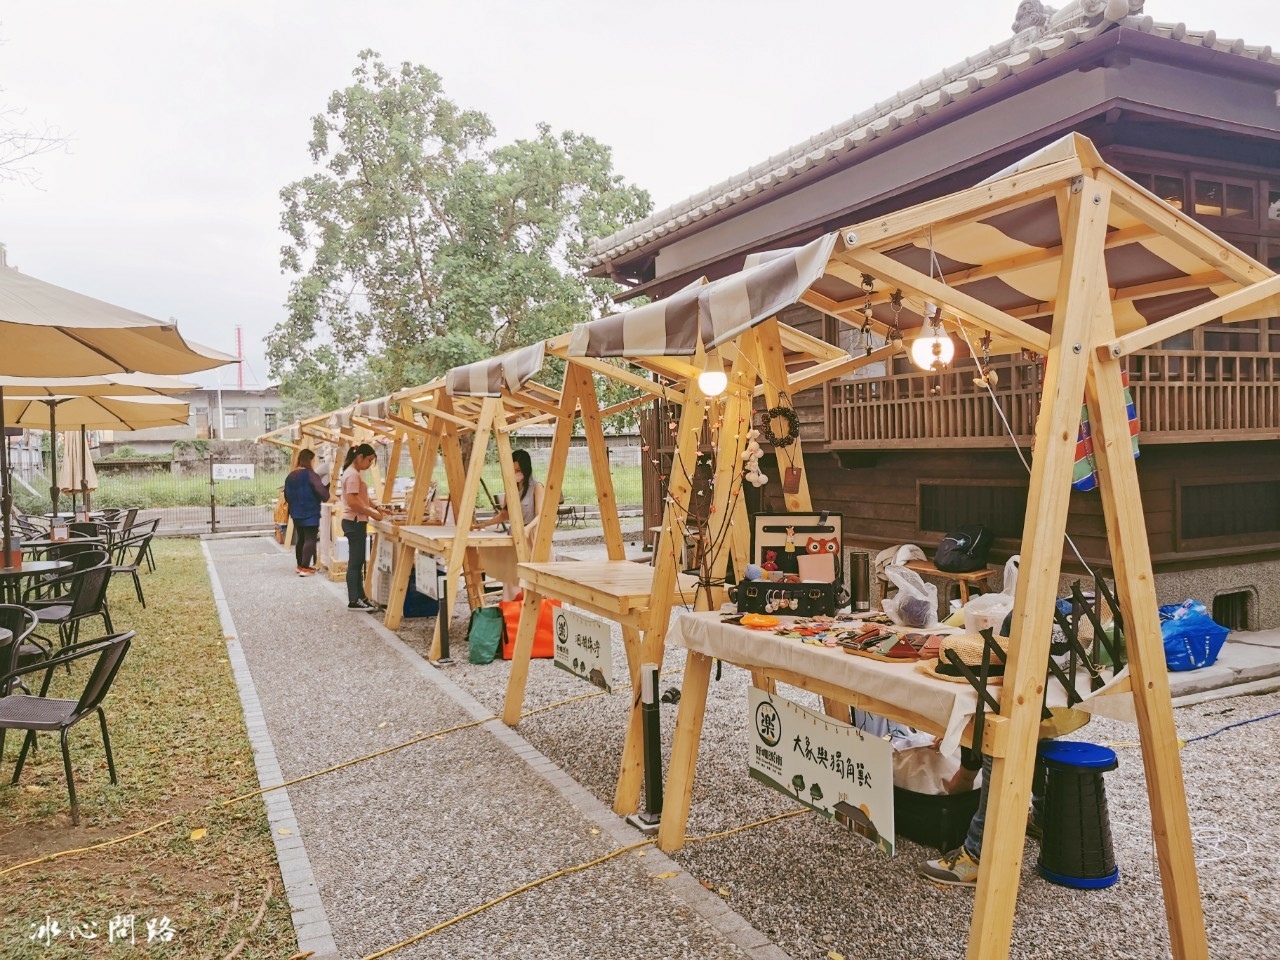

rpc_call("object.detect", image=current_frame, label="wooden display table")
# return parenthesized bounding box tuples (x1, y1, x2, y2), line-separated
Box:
(905, 560, 995, 605)
(657, 611, 1115, 853)
(398, 524, 514, 660)
(501, 559, 701, 813)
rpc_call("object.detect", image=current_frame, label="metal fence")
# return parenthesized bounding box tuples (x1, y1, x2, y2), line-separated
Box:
(9, 454, 283, 535)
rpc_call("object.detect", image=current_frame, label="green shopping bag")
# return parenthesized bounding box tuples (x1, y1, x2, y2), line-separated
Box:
(467, 606, 506, 665)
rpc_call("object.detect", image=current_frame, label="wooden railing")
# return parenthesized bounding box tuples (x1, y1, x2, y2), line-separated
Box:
(827, 350, 1280, 448)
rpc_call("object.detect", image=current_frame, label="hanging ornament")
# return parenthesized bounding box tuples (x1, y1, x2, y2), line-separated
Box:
(761, 404, 800, 449)
(742, 428, 768, 487)
(887, 289, 905, 343)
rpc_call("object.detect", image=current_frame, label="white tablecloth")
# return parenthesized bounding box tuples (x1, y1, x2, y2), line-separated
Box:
(672, 611, 1117, 754)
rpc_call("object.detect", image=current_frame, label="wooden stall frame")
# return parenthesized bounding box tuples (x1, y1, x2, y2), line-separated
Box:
(648, 135, 1279, 960)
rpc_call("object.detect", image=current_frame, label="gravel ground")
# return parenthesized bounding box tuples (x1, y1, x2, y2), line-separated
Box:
(208, 536, 757, 960)
(216, 533, 1280, 960)
(395, 533, 1280, 960)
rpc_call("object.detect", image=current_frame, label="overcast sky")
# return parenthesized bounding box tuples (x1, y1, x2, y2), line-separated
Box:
(1, 0, 1273, 389)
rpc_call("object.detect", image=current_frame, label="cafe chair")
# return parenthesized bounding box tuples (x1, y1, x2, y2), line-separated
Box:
(21, 562, 115, 649)
(0, 631, 134, 825)
(0, 604, 45, 694)
(120, 517, 159, 573)
(110, 527, 156, 608)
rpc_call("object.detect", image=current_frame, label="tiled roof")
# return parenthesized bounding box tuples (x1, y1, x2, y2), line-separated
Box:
(585, 11, 1279, 270)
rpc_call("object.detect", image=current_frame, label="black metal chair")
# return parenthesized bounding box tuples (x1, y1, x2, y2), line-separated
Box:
(21, 562, 114, 649)
(111, 527, 156, 608)
(0, 632, 134, 825)
(0, 604, 44, 693)
(120, 517, 158, 573)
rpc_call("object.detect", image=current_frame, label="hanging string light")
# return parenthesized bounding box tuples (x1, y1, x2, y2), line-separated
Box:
(910, 302, 955, 371)
(696, 350, 728, 397)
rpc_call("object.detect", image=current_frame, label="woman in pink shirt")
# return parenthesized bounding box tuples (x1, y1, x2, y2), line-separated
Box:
(340, 443, 384, 611)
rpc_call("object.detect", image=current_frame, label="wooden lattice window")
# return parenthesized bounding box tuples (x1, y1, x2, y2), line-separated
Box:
(918, 480, 1027, 539)
(1177, 479, 1280, 549)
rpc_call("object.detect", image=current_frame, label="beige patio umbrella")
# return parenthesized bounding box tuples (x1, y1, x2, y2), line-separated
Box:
(0, 262, 233, 558)
(0, 376, 195, 512)
(57, 431, 98, 509)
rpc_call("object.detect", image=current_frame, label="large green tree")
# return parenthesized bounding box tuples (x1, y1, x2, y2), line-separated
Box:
(270, 50, 651, 405)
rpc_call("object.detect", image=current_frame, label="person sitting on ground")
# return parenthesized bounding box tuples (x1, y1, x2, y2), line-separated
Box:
(283, 448, 330, 576)
(471, 448, 544, 601)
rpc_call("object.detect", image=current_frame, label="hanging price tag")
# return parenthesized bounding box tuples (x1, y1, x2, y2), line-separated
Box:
(782, 467, 803, 495)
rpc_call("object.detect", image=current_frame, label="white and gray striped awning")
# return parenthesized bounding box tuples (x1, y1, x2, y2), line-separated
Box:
(568, 234, 837, 358)
(352, 397, 389, 421)
(445, 341, 547, 398)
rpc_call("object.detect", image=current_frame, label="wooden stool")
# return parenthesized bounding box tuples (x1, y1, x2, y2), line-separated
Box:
(904, 560, 994, 606)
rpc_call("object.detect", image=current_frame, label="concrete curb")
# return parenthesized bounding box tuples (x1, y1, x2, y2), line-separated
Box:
(200, 541, 340, 960)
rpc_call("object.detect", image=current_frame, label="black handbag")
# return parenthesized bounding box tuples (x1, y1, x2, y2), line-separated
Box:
(934, 526, 993, 573)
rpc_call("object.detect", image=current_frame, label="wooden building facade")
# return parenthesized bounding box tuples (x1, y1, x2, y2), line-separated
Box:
(589, 3, 1280, 628)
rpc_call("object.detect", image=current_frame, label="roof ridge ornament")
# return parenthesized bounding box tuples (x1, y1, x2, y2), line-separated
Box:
(1012, 1, 1143, 45)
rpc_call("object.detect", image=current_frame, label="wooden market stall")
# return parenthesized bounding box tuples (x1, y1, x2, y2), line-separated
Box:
(497, 262, 892, 819)
(646, 134, 1280, 960)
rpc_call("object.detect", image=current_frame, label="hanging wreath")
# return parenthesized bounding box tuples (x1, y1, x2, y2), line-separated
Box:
(761, 404, 800, 448)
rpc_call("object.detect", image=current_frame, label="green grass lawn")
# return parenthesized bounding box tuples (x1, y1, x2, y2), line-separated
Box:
(0, 539, 296, 959)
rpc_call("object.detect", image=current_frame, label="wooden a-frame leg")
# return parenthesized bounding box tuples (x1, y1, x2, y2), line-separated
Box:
(969, 178, 1108, 960)
(501, 588, 543, 726)
(1087, 363, 1207, 957)
(656, 649, 714, 852)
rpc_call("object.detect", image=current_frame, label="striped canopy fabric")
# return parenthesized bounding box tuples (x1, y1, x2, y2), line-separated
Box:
(352, 397, 390, 421)
(446, 341, 546, 398)
(570, 134, 1277, 369)
(568, 234, 838, 359)
(569, 277, 707, 358)
(843, 134, 1280, 344)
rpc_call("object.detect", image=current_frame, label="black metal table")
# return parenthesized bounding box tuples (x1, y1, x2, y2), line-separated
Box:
(0, 560, 73, 604)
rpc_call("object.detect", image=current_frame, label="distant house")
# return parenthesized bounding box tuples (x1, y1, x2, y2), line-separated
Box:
(102, 386, 284, 455)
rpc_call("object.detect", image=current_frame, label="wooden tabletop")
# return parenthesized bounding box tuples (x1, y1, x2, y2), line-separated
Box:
(398, 524, 514, 554)
(516, 560, 699, 617)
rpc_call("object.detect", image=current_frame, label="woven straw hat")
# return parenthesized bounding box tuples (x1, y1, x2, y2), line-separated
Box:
(916, 633, 1007, 684)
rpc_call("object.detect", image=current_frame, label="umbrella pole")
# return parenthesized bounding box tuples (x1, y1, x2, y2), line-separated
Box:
(80, 425, 92, 513)
(1, 384, 12, 563)
(48, 401, 60, 514)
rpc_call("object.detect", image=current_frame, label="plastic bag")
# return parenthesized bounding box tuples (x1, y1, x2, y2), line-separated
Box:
(1159, 600, 1229, 672)
(881, 564, 938, 628)
(962, 555, 1019, 634)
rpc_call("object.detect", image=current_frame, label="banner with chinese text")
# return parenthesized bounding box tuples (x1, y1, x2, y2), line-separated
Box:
(747, 687, 894, 855)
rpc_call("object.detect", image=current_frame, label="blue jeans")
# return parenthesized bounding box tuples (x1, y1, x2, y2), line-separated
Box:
(342, 519, 368, 603)
(964, 752, 1046, 860)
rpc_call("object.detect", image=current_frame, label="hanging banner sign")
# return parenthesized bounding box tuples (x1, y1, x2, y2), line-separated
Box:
(375, 538, 394, 574)
(413, 552, 439, 600)
(553, 606, 613, 692)
(747, 687, 895, 855)
(212, 463, 254, 480)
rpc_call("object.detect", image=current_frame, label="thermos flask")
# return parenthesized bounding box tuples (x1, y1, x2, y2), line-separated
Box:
(851, 552, 871, 612)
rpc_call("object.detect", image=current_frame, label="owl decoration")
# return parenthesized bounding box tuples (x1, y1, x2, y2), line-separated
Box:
(805, 536, 839, 556)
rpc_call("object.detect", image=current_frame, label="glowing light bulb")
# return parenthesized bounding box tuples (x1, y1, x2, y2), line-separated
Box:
(697, 351, 728, 396)
(910, 305, 955, 371)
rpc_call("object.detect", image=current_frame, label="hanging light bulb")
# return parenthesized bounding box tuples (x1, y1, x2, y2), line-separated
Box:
(909, 303, 955, 371)
(697, 350, 728, 396)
